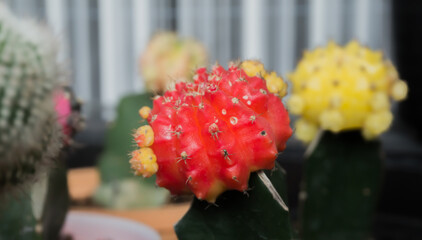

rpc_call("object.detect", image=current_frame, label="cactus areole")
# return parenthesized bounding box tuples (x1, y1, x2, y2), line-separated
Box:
(130, 63, 292, 202)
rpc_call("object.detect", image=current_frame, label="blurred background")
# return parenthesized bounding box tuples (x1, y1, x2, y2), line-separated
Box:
(2, 0, 393, 122)
(2, 0, 421, 238)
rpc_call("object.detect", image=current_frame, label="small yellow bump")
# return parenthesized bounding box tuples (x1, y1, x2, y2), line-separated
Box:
(330, 95, 342, 108)
(134, 125, 154, 147)
(265, 72, 287, 96)
(295, 119, 318, 143)
(371, 92, 390, 111)
(287, 95, 304, 115)
(319, 110, 343, 133)
(241, 60, 265, 77)
(139, 106, 151, 119)
(391, 80, 408, 101)
(130, 148, 158, 177)
(241, 60, 288, 97)
(362, 111, 393, 140)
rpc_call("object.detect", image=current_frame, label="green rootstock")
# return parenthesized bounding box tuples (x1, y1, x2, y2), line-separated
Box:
(300, 131, 382, 239)
(95, 93, 168, 209)
(175, 162, 295, 240)
(0, 159, 69, 240)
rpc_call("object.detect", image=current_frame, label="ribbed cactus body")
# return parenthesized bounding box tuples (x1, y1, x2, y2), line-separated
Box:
(131, 63, 292, 202)
(301, 131, 381, 239)
(0, 4, 61, 192)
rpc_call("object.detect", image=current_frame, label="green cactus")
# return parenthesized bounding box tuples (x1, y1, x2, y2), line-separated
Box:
(0, 158, 69, 240)
(300, 131, 381, 239)
(0, 4, 71, 240)
(0, 4, 62, 194)
(175, 163, 295, 240)
(95, 93, 169, 209)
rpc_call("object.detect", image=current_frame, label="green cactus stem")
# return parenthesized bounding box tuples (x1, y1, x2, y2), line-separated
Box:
(0, 158, 69, 240)
(95, 93, 168, 209)
(34, 157, 69, 240)
(175, 162, 295, 240)
(300, 131, 382, 239)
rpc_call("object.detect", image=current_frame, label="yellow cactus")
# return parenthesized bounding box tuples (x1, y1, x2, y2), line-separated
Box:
(140, 32, 207, 93)
(288, 41, 408, 142)
(241, 60, 288, 97)
(130, 148, 158, 177)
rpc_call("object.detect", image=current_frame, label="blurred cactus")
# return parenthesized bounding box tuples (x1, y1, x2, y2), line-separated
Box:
(95, 93, 169, 209)
(288, 41, 407, 142)
(140, 32, 207, 93)
(95, 32, 208, 209)
(289, 41, 405, 239)
(0, 4, 82, 240)
(0, 3, 62, 194)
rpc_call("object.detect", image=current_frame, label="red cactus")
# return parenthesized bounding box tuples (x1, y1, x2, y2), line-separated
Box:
(131, 63, 292, 202)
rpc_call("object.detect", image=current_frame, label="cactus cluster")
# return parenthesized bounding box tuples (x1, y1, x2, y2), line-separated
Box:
(288, 41, 408, 142)
(130, 62, 292, 202)
(0, 4, 62, 193)
(140, 32, 207, 93)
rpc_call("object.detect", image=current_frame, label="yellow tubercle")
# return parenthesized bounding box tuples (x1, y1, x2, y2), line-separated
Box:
(319, 110, 343, 133)
(295, 119, 318, 143)
(362, 111, 393, 140)
(139, 106, 151, 119)
(134, 125, 154, 147)
(130, 148, 158, 177)
(265, 71, 287, 97)
(241, 60, 288, 97)
(287, 95, 305, 115)
(391, 80, 408, 101)
(240, 60, 265, 77)
(370, 92, 390, 111)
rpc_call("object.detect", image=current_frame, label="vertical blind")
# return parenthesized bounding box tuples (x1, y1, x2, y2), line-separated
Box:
(2, 0, 393, 121)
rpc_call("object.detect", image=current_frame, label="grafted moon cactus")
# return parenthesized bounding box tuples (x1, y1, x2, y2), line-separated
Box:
(140, 32, 208, 93)
(130, 62, 292, 202)
(288, 41, 408, 142)
(0, 4, 62, 193)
